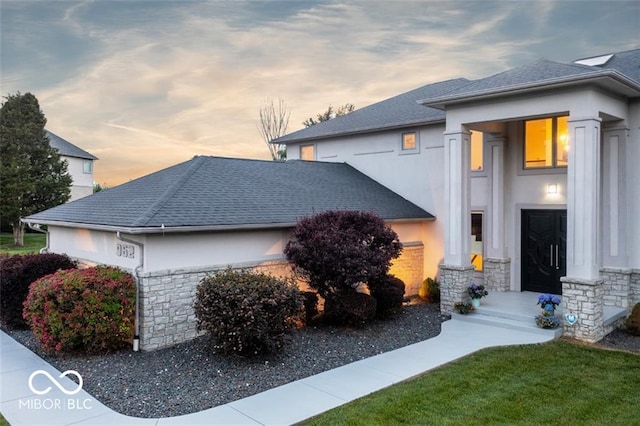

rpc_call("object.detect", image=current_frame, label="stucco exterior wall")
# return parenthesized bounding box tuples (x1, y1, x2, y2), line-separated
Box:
(63, 156, 94, 201)
(286, 126, 445, 285)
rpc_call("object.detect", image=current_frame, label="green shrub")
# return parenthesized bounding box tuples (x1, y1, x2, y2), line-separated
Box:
(194, 268, 303, 356)
(324, 292, 377, 326)
(626, 303, 640, 336)
(23, 266, 136, 354)
(0, 253, 76, 329)
(368, 274, 405, 319)
(424, 277, 441, 303)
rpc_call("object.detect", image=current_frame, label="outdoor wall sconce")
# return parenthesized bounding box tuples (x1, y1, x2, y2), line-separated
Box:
(547, 184, 559, 195)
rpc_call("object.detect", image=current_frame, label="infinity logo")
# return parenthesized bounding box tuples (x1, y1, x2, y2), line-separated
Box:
(28, 370, 83, 396)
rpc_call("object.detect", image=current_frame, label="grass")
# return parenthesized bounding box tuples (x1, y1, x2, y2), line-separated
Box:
(0, 233, 46, 256)
(302, 340, 640, 425)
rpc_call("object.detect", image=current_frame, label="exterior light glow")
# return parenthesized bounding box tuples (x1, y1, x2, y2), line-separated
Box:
(547, 184, 559, 195)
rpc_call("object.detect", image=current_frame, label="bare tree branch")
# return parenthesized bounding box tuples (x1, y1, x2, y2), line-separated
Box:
(258, 98, 290, 160)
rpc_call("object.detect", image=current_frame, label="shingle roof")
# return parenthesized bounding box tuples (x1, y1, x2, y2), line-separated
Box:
(421, 48, 640, 107)
(24, 156, 433, 232)
(46, 130, 98, 160)
(595, 48, 640, 83)
(273, 78, 471, 144)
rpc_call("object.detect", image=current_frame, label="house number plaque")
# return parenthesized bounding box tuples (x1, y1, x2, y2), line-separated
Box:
(116, 243, 135, 258)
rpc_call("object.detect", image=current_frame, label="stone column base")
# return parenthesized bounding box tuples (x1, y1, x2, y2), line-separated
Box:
(632, 269, 640, 306)
(561, 276, 604, 343)
(484, 257, 511, 292)
(440, 264, 476, 314)
(600, 267, 632, 311)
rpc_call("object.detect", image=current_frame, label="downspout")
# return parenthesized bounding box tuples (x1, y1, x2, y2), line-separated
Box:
(26, 223, 49, 253)
(116, 231, 143, 352)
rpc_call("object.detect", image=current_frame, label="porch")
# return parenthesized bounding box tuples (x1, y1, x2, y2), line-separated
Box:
(451, 291, 628, 340)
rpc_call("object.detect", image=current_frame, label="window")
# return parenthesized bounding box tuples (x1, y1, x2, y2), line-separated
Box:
(471, 212, 483, 271)
(300, 144, 314, 161)
(402, 132, 417, 150)
(83, 160, 93, 174)
(524, 116, 568, 169)
(470, 131, 483, 171)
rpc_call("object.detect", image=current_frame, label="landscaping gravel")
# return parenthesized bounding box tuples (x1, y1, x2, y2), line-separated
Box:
(4, 301, 445, 419)
(4, 301, 638, 419)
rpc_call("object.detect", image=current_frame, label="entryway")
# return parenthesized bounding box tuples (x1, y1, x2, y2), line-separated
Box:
(521, 209, 566, 294)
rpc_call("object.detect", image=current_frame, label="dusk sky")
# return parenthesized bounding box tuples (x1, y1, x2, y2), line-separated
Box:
(2, 1, 639, 186)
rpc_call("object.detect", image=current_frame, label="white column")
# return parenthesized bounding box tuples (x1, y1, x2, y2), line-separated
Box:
(566, 116, 601, 279)
(486, 137, 506, 259)
(601, 126, 628, 268)
(443, 130, 471, 266)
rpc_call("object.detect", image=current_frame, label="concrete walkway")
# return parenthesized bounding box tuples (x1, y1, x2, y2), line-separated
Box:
(1, 319, 553, 426)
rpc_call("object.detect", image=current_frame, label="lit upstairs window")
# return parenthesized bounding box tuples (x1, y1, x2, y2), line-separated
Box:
(524, 116, 568, 169)
(300, 144, 315, 161)
(470, 131, 483, 171)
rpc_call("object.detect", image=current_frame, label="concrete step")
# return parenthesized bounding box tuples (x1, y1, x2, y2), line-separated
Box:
(451, 311, 564, 338)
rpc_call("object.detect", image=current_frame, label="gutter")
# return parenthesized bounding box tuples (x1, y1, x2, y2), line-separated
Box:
(23, 216, 435, 235)
(26, 222, 49, 253)
(116, 232, 143, 352)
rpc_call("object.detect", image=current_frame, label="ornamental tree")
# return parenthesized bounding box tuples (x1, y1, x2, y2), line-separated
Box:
(0, 92, 72, 245)
(284, 210, 402, 299)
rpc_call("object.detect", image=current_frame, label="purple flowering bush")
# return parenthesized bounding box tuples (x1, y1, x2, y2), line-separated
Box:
(467, 283, 488, 299)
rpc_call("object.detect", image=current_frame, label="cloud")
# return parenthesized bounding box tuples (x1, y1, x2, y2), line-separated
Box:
(3, 0, 637, 186)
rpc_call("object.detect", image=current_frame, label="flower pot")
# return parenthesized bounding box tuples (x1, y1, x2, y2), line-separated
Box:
(471, 298, 480, 308)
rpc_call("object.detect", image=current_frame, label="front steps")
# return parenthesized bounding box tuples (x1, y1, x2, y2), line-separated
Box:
(452, 302, 564, 338)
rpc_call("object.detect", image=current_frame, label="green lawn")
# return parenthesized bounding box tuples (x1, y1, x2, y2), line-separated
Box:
(0, 233, 46, 256)
(303, 340, 640, 425)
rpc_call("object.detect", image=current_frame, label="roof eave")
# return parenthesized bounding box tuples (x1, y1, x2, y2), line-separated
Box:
(420, 71, 640, 109)
(22, 215, 435, 234)
(273, 117, 446, 145)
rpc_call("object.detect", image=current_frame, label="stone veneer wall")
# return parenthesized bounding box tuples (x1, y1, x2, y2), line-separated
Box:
(439, 264, 475, 314)
(600, 267, 632, 310)
(389, 243, 424, 296)
(483, 258, 511, 292)
(632, 270, 640, 306)
(561, 277, 604, 343)
(138, 260, 293, 351)
(137, 244, 425, 351)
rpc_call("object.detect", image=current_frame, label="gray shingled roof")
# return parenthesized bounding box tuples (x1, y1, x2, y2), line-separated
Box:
(596, 48, 640, 83)
(24, 156, 433, 232)
(46, 130, 98, 160)
(421, 48, 640, 107)
(273, 78, 471, 144)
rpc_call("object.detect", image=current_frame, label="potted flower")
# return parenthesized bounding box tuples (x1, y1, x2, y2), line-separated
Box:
(454, 302, 473, 315)
(536, 293, 561, 316)
(467, 284, 488, 307)
(535, 293, 561, 329)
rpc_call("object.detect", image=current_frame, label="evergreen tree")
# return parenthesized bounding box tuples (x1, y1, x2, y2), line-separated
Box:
(0, 92, 72, 245)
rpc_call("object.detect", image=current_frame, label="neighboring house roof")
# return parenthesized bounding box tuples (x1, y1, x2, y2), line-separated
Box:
(273, 78, 471, 144)
(421, 48, 640, 108)
(46, 130, 98, 160)
(23, 156, 434, 233)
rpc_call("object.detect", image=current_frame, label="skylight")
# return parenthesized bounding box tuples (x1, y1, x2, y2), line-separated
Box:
(574, 53, 614, 66)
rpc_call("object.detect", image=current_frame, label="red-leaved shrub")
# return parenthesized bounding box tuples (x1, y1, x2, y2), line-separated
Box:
(23, 266, 136, 354)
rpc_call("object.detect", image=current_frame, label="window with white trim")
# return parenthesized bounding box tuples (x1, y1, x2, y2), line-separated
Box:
(300, 144, 315, 161)
(83, 160, 93, 174)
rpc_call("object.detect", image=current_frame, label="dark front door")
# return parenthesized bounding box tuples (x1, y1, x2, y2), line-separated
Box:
(521, 210, 566, 294)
